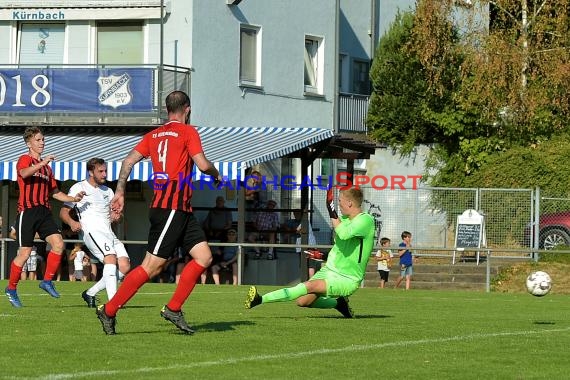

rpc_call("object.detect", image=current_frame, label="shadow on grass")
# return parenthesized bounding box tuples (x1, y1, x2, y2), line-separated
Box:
(533, 320, 556, 325)
(61, 304, 155, 309)
(116, 320, 255, 335)
(313, 314, 394, 319)
(194, 320, 255, 332)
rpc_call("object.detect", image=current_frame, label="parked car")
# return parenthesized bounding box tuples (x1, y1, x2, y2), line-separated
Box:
(524, 211, 570, 249)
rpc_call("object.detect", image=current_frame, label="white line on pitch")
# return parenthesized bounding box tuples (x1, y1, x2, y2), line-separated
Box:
(15, 326, 570, 380)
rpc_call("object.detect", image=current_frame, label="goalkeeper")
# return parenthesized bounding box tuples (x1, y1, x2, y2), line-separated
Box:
(244, 187, 375, 318)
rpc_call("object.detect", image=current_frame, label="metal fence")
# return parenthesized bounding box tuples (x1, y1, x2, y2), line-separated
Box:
(5, 186, 570, 283)
(353, 186, 533, 255)
(247, 185, 542, 256)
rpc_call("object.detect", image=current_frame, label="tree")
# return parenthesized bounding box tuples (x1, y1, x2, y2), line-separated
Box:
(368, 0, 570, 188)
(367, 8, 464, 156)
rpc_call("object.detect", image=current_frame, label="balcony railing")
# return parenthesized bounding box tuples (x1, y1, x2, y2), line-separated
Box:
(0, 64, 191, 127)
(338, 92, 369, 134)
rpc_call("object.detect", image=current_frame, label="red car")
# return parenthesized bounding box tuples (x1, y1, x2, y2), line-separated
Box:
(525, 211, 570, 250)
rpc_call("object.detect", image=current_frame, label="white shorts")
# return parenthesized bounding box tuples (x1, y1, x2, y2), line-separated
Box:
(81, 230, 129, 263)
(22, 255, 38, 272)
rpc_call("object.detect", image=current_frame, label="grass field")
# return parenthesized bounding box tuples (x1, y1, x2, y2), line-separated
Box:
(1, 280, 569, 380)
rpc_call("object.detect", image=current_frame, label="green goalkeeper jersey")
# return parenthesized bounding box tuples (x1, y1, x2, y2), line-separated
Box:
(327, 212, 375, 282)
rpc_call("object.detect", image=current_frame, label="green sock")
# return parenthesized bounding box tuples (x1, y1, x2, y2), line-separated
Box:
(262, 283, 308, 304)
(309, 296, 337, 309)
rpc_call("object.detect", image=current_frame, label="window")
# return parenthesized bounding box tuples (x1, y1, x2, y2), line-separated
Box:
(352, 59, 370, 95)
(240, 25, 261, 86)
(304, 36, 324, 95)
(18, 23, 65, 64)
(97, 22, 143, 64)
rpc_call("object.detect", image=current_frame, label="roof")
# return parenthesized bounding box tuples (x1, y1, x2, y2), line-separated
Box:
(0, 126, 335, 182)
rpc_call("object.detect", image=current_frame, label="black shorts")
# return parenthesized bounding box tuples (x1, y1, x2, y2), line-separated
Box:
(147, 208, 207, 260)
(308, 259, 322, 271)
(378, 270, 390, 282)
(15, 206, 60, 247)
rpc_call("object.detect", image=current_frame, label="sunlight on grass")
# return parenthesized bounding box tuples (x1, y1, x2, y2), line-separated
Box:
(0, 281, 569, 379)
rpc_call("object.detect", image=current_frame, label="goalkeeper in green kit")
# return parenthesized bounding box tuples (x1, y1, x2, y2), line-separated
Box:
(244, 187, 375, 318)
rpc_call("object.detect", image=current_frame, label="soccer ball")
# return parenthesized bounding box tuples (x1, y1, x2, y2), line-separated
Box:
(526, 271, 552, 297)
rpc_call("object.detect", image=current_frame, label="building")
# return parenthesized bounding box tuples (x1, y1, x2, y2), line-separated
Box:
(0, 0, 416, 281)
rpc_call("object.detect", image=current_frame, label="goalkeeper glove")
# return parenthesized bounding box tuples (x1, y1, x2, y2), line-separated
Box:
(326, 188, 338, 219)
(304, 249, 326, 261)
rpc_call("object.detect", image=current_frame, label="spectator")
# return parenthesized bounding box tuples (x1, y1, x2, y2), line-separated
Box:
(202, 196, 233, 241)
(175, 247, 190, 284)
(245, 169, 263, 223)
(394, 231, 413, 290)
(375, 237, 393, 288)
(21, 245, 39, 281)
(211, 229, 239, 285)
(285, 210, 319, 276)
(69, 243, 87, 282)
(60, 222, 77, 281)
(248, 199, 280, 260)
(201, 244, 223, 284)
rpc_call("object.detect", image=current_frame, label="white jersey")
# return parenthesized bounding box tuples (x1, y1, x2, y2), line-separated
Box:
(65, 180, 114, 233)
(65, 180, 129, 261)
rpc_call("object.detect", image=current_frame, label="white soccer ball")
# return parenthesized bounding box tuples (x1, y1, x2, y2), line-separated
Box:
(526, 271, 552, 297)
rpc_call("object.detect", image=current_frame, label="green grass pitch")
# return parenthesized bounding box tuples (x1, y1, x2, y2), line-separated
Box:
(1, 280, 569, 379)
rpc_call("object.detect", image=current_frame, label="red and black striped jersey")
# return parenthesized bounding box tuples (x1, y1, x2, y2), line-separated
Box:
(16, 154, 57, 212)
(135, 121, 204, 212)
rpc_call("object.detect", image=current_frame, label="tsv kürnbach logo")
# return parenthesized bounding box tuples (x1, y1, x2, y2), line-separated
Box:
(97, 73, 132, 109)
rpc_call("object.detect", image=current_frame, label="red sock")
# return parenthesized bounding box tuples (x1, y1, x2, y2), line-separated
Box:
(8, 262, 23, 290)
(43, 251, 62, 281)
(105, 266, 149, 317)
(167, 260, 206, 311)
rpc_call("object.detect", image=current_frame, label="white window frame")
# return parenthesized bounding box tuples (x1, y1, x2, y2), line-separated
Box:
(303, 35, 324, 95)
(239, 24, 262, 87)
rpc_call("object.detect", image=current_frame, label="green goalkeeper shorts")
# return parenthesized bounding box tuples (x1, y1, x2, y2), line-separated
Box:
(310, 266, 360, 297)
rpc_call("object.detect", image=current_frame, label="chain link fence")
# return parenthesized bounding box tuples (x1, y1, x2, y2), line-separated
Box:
(307, 186, 536, 260)
(534, 193, 570, 250)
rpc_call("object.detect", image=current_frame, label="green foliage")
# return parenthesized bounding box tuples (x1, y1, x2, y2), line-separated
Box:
(461, 133, 570, 196)
(540, 246, 570, 263)
(367, 11, 425, 154)
(368, 0, 570, 190)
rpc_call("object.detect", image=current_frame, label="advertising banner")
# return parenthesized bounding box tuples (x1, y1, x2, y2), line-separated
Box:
(0, 68, 154, 112)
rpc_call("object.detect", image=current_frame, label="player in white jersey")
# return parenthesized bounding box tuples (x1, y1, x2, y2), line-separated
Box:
(60, 158, 130, 308)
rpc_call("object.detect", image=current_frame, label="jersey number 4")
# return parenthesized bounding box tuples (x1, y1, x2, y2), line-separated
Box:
(158, 139, 169, 172)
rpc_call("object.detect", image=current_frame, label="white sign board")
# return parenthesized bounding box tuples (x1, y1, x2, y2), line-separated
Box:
(453, 209, 486, 265)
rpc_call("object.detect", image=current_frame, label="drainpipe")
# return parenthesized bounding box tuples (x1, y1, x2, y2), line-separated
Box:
(333, 0, 340, 133)
(158, 0, 164, 121)
(370, 0, 377, 60)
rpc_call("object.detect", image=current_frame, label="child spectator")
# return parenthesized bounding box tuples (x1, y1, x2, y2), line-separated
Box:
(69, 243, 87, 282)
(21, 246, 39, 281)
(394, 231, 413, 290)
(375, 237, 393, 288)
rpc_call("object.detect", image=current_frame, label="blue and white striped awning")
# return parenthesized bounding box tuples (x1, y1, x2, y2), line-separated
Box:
(0, 127, 334, 182)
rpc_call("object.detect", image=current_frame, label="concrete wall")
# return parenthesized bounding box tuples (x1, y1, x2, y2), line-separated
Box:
(171, 0, 337, 130)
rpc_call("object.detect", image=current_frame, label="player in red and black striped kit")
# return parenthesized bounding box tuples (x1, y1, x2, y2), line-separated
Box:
(5, 126, 85, 308)
(96, 91, 223, 334)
